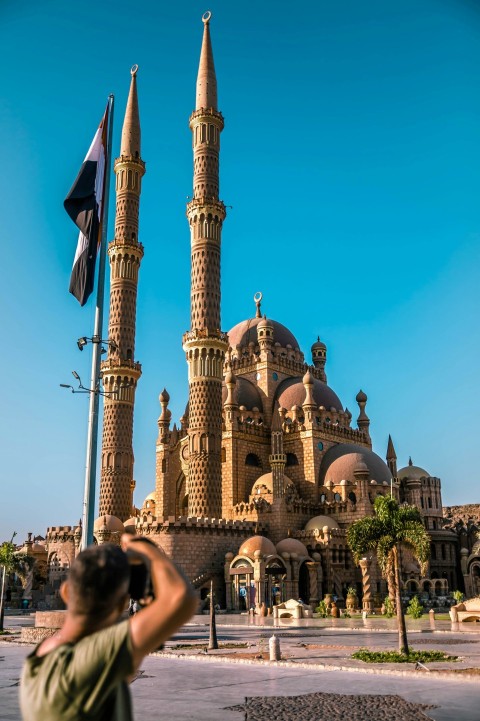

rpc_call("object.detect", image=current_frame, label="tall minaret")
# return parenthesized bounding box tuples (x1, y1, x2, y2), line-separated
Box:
(99, 66, 145, 521)
(183, 12, 227, 518)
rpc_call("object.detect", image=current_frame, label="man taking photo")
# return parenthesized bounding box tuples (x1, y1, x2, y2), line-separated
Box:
(20, 535, 197, 720)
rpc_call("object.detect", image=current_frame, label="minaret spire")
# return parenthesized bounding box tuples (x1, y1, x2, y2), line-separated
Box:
(183, 13, 227, 519)
(99, 66, 145, 521)
(196, 11, 217, 110)
(120, 65, 141, 157)
(386, 434, 397, 477)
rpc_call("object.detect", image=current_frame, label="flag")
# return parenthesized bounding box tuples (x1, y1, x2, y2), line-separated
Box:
(64, 104, 109, 306)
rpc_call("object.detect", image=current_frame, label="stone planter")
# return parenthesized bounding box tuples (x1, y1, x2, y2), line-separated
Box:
(346, 594, 357, 611)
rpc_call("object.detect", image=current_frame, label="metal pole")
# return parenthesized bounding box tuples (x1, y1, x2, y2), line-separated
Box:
(81, 95, 114, 550)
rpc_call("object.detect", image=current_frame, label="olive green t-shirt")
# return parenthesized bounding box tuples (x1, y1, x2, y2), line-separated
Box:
(20, 619, 134, 721)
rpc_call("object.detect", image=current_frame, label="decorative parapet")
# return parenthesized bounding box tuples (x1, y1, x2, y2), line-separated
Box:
(189, 107, 224, 128)
(183, 328, 229, 345)
(46, 526, 78, 543)
(100, 358, 142, 375)
(135, 516, 267, 537)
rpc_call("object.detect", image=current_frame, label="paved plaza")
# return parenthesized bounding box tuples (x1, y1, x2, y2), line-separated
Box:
(2, 614, 480, 720)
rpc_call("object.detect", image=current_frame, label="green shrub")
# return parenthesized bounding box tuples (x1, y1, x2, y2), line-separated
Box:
(346, 586, 357, 597)
(383, 596, 395, 618)
(452, 590, 464, 604)
(407, 595, 424, 619)
(315, 600, 328, 618)
(352, 648, 457, 663)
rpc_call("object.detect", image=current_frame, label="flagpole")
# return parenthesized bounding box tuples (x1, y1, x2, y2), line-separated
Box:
(81, 94, 114, 550)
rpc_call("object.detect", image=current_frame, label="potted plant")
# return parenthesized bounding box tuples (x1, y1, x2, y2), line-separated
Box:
(346, 586, 357, 611)
(323, 592, 334, 610)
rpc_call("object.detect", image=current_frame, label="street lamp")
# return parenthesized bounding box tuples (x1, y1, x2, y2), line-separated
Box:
(77, 336, 117, 354)
(60, 370, 132, 398)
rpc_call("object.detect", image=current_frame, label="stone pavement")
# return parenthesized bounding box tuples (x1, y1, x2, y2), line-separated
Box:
(226, 692, 436, 720)
(2, 644, 480, 720)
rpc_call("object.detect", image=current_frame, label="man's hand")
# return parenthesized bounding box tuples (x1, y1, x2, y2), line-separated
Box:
(121, 534, 197, 668)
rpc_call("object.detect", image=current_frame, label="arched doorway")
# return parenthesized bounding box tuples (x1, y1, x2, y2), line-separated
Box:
(298, 561, 310, 604)
(265, 560, 287, 608)
(229, 559, 254, 611)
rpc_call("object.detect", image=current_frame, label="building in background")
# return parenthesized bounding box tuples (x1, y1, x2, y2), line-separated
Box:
(10, 14, 477, 611)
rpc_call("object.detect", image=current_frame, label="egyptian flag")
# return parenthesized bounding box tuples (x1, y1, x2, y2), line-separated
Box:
(64, 104, 109, 306)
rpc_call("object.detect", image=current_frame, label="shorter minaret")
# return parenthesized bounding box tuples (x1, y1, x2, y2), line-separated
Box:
(356, 389, 370, 439)
(311, 337, 327, 382)
(100, 67, 145, 521)
(386, 435, 397, 477)
(270, 404, 287, 499)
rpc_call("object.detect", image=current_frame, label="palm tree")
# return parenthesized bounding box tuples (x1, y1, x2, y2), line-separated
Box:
(347, 495, 430, 654)
(0, 537, 34, 631)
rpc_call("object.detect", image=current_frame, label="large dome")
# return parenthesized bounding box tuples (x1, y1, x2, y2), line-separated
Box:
(319, 444, 392, 485)
(228, 317, 299, 350)
(275, 377, 343, 412)
(221, 376, 263, 411)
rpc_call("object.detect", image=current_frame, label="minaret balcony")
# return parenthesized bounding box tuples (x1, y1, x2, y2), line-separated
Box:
(100, 358, 142, 378)
(186, 197, 226, 219)
(189, 107, 224, 129)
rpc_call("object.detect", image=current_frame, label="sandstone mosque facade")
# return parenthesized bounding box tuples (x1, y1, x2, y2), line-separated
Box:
(20, 14, 480, 611)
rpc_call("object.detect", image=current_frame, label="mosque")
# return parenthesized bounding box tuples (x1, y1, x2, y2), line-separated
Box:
(17, 14, 480, 611)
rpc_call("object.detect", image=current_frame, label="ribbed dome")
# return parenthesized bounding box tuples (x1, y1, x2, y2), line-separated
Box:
(319, 444, 391, 486)
(275, 377, 343, 412)
(94, 515, 125, 533)
(239, 535, 276, 559)
(222, 376, 263, 412)
(228, 317, 299, 349)
(305, 515, 340, 531)
(276, 538, 309, 557)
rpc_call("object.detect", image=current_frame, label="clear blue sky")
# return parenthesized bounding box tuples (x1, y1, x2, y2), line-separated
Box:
(1, 0, 479, 542)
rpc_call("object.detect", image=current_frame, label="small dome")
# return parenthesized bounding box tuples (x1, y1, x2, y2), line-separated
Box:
(311, 337, 326, 350)
(257, 315, 271, 329)
(250, 472, 294, 498)
(302, 369, 314, 385)
(94, 515, 125, 533)
(225, 368, 236, 385)
(239, 535, 276, 559)
(159, 388, 170, 403)
(305, 515, 340, 531)
(275, 377, 343, 412)
(276, 538, 309, 557)
(124, 517, 137, 532)
(228, 317, 299, 349)
(143, 492, 156, 506)
(354, 461, 369, 474)
(356, 389, 367, 403)
(398, 464, 431, 480)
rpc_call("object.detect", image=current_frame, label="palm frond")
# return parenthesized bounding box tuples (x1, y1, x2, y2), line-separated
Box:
(347, 516, 384, 564)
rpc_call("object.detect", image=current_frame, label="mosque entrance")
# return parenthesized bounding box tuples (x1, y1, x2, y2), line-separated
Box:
(298, 561, 310, 604)
(265, 563, 287, 607)
(230, 560, 254, 611)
